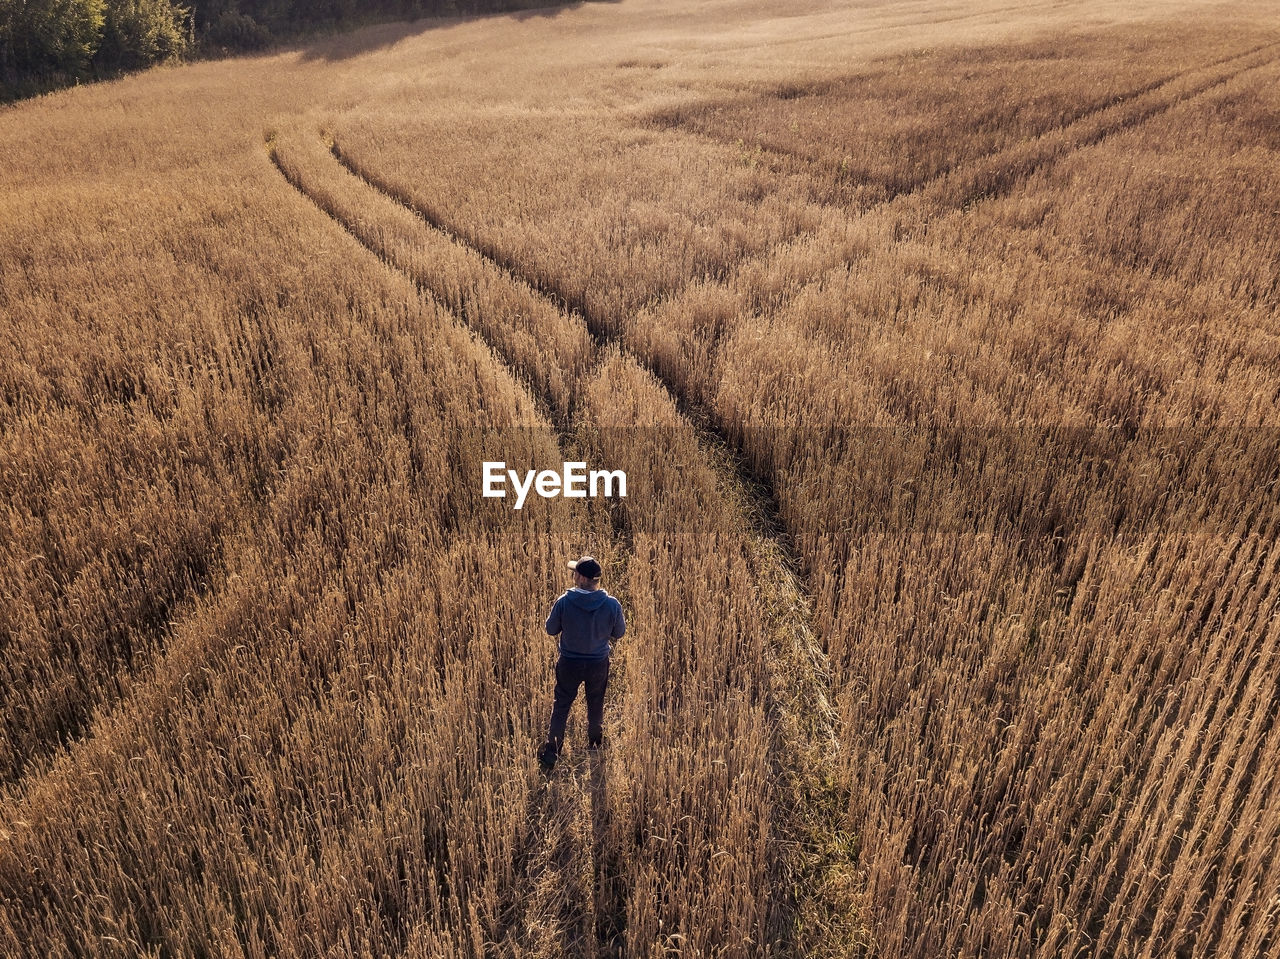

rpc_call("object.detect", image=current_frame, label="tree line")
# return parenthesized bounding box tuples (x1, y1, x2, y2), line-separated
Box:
(1, 0, 540, 100)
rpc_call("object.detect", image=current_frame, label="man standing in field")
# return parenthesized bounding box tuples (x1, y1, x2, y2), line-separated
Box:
(538, 556, 625, 770)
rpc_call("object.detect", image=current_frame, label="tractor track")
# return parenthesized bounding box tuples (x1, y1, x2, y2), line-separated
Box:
(272, 131, 852, 956)
(271, 133, 633, 957)
(629, 37, 1280, 367)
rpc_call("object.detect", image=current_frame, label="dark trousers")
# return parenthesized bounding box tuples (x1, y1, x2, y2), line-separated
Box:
(546, 656, 610, 751)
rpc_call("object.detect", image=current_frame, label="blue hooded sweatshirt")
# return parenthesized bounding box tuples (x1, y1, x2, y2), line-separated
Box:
(546, 587, 625, 661)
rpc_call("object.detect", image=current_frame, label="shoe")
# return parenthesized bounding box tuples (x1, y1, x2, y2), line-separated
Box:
(537, 740, 559, 770)
(587, 737, 603, 751)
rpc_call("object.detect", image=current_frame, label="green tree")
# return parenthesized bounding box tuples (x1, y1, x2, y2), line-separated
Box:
(96, 0, 189, 70)
(3, 0, 106, 79)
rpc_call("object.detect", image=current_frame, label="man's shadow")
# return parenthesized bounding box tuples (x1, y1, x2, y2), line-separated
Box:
(589, 750, 627, 957)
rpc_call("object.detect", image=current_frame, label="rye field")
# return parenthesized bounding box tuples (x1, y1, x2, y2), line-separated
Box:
(2, 0, 1279, 955)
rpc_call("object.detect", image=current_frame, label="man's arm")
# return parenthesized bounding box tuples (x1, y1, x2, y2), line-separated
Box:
(546, 596, 563, 636)
(612, 599, 626, 639)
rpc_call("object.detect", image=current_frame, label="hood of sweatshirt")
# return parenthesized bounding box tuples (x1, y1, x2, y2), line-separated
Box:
(564, 588, 612, 611)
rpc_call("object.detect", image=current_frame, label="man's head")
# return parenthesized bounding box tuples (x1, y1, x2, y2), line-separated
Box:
(568, 555, 602, 589)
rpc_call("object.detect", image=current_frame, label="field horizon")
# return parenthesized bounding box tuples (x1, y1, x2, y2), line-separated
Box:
(3, 0, 1279, 956)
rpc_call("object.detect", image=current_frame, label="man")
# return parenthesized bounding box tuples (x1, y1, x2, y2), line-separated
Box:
(537, 555, 625, 770)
